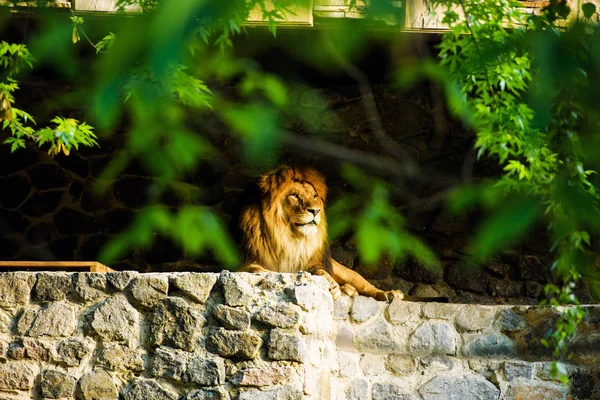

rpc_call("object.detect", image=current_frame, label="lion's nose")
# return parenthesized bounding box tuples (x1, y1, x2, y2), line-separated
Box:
(307, 208, 321, 216)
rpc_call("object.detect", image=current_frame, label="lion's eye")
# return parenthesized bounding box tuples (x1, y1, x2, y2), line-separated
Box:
(313, 195, 318, 200)
(289, 193, 299, 200)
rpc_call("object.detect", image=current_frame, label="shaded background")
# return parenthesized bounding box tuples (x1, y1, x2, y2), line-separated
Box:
(0, 21, 589, 304)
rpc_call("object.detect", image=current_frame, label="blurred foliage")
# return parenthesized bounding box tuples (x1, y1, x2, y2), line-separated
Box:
(328, 165, 438, 268)
(0, 0, 599, 381)
(430, 0, 600, 381)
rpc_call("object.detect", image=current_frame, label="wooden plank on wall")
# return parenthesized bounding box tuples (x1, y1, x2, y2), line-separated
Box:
(0, 261, 115, 273)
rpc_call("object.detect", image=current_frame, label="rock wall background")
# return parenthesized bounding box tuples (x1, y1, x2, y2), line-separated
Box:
(0, 82, 588, 304)
(0, 271, 598, 400)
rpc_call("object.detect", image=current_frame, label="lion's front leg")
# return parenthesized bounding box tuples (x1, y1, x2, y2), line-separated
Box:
(330, 258, 404, 301)
(313, 269, 343, 300)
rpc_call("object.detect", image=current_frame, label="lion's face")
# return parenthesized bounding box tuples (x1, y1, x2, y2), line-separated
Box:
(243, 165, 329, 272)
(256, 166, 328, 240)
(281, 181, 324, 236)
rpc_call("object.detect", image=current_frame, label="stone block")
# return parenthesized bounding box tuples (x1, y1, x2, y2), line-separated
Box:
(214, 304, 251, 331)
(221, 271, 255, 307)
(0, 272, 34, 307)
(151, 297, 205, 351)
(98, 344, 144, 372)
(0, 363, 36, 391)
(238, 385, 302, 400)
(107, 271, 138, 290)
(420, 355, 458, 372)
(386, 355, 415, 376)
(419, 375, 500, 400)
(124, 379, 179, 400)
(256, 302, 302, 328)
(7, 338, 52, 361)
(462, 334, 516, 358)
(152, 347, 187, 381)
(184, 388, 230, 400)
(185, 356, 225, 386)
(293, 283, 332, 313)
(336, 323, 355, 350)
(488, 278, 522, 298)
(77, 370, 118, 400)
(34, 273, 71, 301)
(504, 383, 567, 400)
(568, 333, 600, 362)
(90, 294, 140, 343)
(131, 275, 169, 308)
(333, 296, 352, 319)
(360, 353, 385, 376)
(40, 369, 77, 399)
(55, 338, 91, 367)
(422, 303, 459, 320)
(409, 322, 457, 356)
(351, 296, 380, 322)
(73, 272, 108, 302)
(28, 302, 78, 337)
(231, 365, 296, 386)
(524, 281, 544, 298)
(571, 371, 595, 400)
(504, 361, 534, 381)
(268, 329, 305, 362)
(338, 352, 359, 377)
(346, 379, 369, 400)
(446, 264, 489, 293)
(468, 359, 502, 379)
(496, 308, 526, 332)
(388, 298, 421, 325)
(411, 284, 443, 298)
(172, 273, 218, 303)
(456, 306, 495, 331)
(373, 382, 417, 400)
(15, 309, 36, 335)
(206, 329, 262, 360)
(356, 316, 402, 352)
(0, 308, 11, 334)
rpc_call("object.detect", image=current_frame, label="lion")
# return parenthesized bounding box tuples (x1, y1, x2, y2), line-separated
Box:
(240, 165, 447, 302)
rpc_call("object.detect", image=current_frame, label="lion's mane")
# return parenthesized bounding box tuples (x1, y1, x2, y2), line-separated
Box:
(240, 166, 331, 274)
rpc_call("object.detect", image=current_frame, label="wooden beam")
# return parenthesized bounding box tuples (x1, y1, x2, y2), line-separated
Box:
(0, 261, 114, 273)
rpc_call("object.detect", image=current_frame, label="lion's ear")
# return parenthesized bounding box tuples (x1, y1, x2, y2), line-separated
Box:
(258, 173, 273, 194)
(304, 168, 328, 203)
(258, 167, 293, 195)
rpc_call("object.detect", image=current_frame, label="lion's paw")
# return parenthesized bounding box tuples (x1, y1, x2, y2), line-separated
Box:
(340, 284, 358, 297)
(329, 281, 342, 300)
(375, 289, 404, 302)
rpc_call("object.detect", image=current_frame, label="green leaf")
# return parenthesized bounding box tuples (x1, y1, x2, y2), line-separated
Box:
(582, 2, 596, 18)
(469, 197, 541, 260)
(222, 104, 279, 164)
(356, 220, 384, 264)
(262, 76, 287, 107)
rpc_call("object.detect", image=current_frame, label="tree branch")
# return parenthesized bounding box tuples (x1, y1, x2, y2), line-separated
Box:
(324, 39, 421, 179)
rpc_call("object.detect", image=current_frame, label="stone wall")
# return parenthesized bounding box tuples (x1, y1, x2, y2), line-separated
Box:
(0, 271, 598, 400)
(331, 293, 600, 400)
(0, 271, 335, 400)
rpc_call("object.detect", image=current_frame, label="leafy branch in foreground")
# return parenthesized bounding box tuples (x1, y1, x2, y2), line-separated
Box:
(0, 40, 98, 156)
(434, 0, 599, 381)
